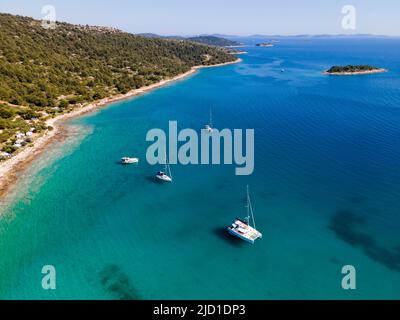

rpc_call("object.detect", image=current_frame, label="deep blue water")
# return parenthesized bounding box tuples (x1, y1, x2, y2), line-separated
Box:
(1, 37, 400, 299)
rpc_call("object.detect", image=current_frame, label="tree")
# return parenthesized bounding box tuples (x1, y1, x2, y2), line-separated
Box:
(0, 105, 14, 118)
(18, 109, 38, 120)
(59, 100, 70, 109)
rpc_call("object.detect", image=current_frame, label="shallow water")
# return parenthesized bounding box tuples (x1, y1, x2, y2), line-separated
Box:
(1, 37, 400, 299)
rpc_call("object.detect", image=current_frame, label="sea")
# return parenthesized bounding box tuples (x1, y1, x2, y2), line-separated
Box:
(0, 37, 399, 299)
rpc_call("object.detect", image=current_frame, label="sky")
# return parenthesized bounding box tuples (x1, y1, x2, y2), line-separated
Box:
(0, 0, 399, 36)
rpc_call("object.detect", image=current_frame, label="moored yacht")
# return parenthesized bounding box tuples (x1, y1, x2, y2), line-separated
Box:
(156, 171, 172, 182)
(228, 186, 262, 244)
(156, 153, 173, 182)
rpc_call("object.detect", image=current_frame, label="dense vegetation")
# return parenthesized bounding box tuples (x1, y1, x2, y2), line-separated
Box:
(326, 65, 380, 73)
(137, 33, 186, 40)
(0, 13, 235, 157)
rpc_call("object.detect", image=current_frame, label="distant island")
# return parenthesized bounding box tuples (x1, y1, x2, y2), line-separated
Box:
(186, 36, 243, 47)
(256, 43, 274, 47)
(324, 65, 386, 75)
(137, 33, 243, 47)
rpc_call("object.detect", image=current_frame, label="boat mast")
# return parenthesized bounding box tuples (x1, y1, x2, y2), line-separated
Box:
(245, 185, 250, 225)
(210, 107, 213, 128)
(165, 152, 172, 179)
(246, 185, 256, 228)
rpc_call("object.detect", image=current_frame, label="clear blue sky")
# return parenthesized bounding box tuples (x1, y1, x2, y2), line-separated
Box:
(1, 0, 399, 36)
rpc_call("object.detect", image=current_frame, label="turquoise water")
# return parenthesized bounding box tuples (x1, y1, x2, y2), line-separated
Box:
(1, 37, 400, 299)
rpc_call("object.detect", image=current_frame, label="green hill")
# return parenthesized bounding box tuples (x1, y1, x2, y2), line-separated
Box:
(0, 13, 235, 156)
(0, 14, 235, 108)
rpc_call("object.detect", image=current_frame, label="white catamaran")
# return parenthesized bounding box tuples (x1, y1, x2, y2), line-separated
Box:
(228, 186, 263, 244)
(156, 153, 173, 182)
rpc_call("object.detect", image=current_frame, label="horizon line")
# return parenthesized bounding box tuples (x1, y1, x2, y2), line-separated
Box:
(2, 11, 400, 38)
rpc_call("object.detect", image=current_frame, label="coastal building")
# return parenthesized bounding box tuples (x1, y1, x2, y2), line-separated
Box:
(16, 132, 25, 139)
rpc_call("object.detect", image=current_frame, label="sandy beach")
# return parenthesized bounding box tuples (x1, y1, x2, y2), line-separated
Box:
(323, 68, 387, 76)
(0, 58, 241, 198)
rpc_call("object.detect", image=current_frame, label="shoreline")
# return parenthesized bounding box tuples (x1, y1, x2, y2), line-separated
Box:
(230, 51, 248, 55)
(323, 68, 387, 76)
(0, 58, 241, 200)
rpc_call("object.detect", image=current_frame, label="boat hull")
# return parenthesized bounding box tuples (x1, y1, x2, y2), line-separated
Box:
(156, 175, 172, 182)
(121, 158, 139, 164)
(227, 227, 255, 244)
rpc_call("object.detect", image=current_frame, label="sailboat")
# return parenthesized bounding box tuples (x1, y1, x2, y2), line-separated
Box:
(155, 152, 173, 182)
(227, 186, 262, 244)
(205, 108, 213, 133)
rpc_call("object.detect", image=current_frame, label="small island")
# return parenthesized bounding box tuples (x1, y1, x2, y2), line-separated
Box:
(324, 65, 386, 75)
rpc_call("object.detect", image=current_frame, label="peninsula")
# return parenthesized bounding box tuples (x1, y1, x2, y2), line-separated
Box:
(0, 13, 240, 197)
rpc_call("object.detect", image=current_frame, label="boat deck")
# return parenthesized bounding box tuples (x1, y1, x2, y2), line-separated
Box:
(229, 219, 262, 243)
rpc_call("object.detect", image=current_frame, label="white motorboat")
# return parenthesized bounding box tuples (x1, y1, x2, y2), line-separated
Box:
(121, 157, 139, 164)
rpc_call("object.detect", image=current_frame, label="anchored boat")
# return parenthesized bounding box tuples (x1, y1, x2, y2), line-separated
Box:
(156, 153, 173, 182)
(228, 186, 262, 244)
(121, 157, 139, 164)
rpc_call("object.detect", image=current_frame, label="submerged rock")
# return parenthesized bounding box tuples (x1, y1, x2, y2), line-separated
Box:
(99, 265, 140, 300)
(329, 211, 400, 272)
